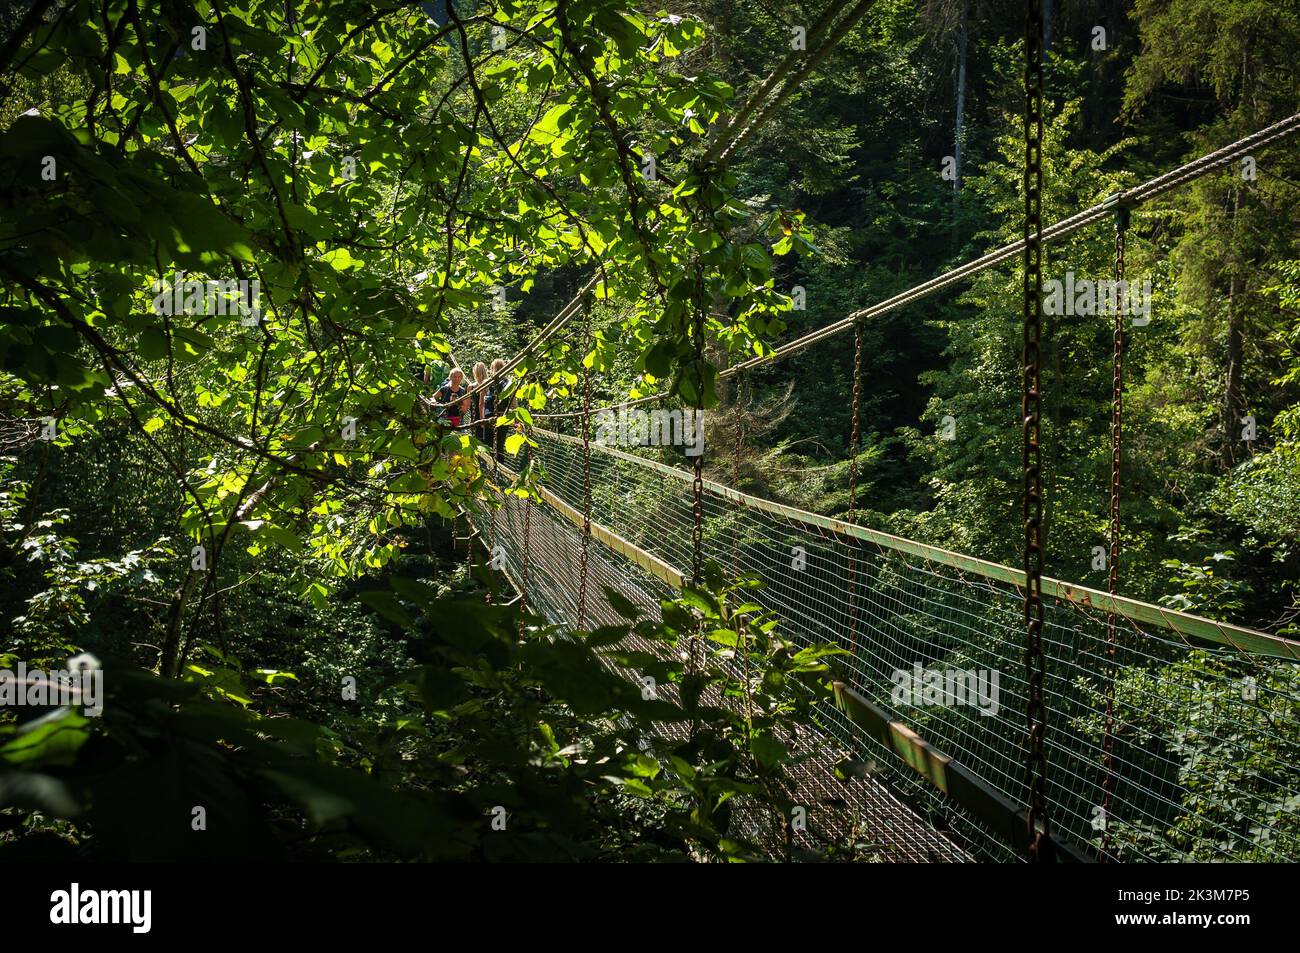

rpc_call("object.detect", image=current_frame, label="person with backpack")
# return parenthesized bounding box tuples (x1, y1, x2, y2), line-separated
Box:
(434, 367, 469, 428)
(483, 358, 513, 460)
(471, 362, 490, 442)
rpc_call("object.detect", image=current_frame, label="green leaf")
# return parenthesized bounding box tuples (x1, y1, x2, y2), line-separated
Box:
(531, 103, 575, 155)
(705, 627, 739, 647)
(677, 587, 717, 617)
(750, 731, 787, 770)
(359, 590, 414, 627)
(166, 193, 256, 263)
(138, 326, 170, 361)
(0, 711, 91, 767)
(603, 586, 642, 621)
(321, 248, 357, 271)
(259, 524, 305, 552)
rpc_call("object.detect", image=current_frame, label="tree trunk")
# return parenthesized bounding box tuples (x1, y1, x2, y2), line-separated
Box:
(952, 2, 968, 243)
(160, 568, 202, 678)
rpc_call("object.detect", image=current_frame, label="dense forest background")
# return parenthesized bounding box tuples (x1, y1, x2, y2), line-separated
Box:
(448, 0, 1300, 632)
(1, 0, 1297, 861)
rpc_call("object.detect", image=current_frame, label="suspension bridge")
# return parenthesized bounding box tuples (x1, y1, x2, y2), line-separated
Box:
(466, 422, 1300, 862)
(2, 0, 1296, 872)
(444, 1, 1300, 863)
(459, 112, 1300, 856)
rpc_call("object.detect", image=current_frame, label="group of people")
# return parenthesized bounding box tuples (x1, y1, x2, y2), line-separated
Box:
(426, 359, 512, 456)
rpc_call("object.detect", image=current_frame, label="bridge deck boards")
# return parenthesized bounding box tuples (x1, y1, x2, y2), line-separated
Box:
(469, 476, 973, 862)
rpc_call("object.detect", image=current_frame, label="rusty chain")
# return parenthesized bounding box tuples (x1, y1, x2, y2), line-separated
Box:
(578, 294, 593, 628)
(686, 278, 707, 747)
(464, 513, 474, 575)
(1100, 204, 1129, 857)
(847, 321, 864, 655)
(487, 445, 498, 605)
(1023, 0, 1054, 863)
(732, 368, 745, 576)
(520, 495, 531, 621)
(691, 283, 705, 587)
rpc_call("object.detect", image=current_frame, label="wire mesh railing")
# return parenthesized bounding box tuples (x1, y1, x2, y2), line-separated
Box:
(513, 428, 1300, 862)
(474, 457, 975, 861)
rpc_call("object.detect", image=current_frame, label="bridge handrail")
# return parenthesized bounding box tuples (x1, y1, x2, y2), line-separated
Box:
(529, 427, 1300, 661)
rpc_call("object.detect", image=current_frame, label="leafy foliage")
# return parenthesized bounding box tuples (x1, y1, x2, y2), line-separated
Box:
(2, 560, 843, 861)
(2, 0, 1299, 862)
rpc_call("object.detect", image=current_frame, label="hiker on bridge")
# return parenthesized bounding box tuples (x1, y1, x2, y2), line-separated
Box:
(434, 367, 470, 429)
(471, 361, 490, 439)
(479, 357, 511, 459)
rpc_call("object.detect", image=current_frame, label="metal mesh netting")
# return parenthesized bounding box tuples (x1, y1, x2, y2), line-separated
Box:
(512, 429, 1300, 863)
(474, 462, 974, 861)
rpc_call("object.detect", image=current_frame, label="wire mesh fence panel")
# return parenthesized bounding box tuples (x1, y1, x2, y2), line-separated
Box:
(474, 465, 973, 861)
(525, 429, 1300, 862)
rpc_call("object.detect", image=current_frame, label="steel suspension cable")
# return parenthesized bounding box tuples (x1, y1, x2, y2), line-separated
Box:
(1022, 0, 1053, 864)
(491, 3, 883, 424)
(534, 390, 661, 421)
(547, 112, 1300, 423)
(727, 112, 1300, 378)
(434, 272, 601, 414)
(701, 0, 843, 163)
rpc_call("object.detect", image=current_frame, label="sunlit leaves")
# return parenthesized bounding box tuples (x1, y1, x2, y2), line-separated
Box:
(0, 0, 790, 600)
